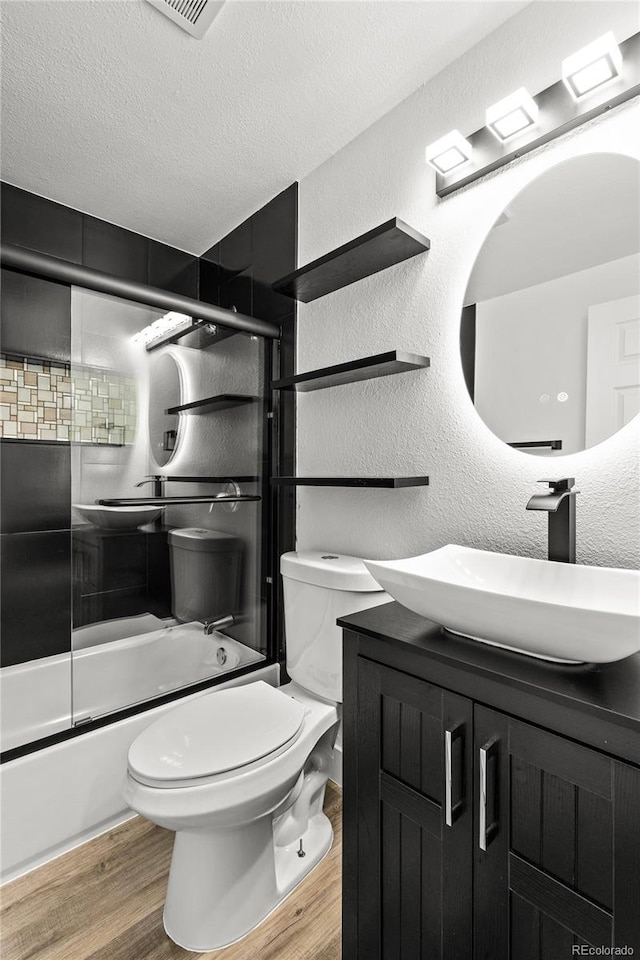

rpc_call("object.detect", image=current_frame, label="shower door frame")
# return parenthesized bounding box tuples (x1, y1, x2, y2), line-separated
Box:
(0, 243, 293, 762)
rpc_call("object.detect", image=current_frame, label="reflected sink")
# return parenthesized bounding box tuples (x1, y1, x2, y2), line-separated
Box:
(73, 504, 164, 530)
(365, 545, 640, 664)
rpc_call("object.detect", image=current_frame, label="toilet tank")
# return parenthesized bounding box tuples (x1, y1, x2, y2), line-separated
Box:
(169, 528, 242, 623)
(281, 551, 389, 703)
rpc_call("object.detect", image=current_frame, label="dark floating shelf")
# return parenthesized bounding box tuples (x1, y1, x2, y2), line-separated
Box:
(272, 218, 430, 303)
(166, 394, 258, 415)
(272, 350, 430, 392)
(272, 477, 429, 488)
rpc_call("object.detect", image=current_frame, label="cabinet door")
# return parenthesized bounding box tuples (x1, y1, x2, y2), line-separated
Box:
(347, 657, 473, 960)
(474, 706, 640, 959)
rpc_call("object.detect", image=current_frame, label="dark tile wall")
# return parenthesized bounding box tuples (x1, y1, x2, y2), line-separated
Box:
(0, 270, 71, 363)
(1, 186, 82, 262)
(82, 216, 150, 284)
(149, 241, 199, 298)
(1, 531, 72, 665)
(199, 184, 298, 661)
(0, 441, 71, 534)
(0, 182, 199, 667)
(199, 184, 296, 324)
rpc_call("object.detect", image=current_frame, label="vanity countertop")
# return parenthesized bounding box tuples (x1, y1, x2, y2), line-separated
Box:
(338, 600, 640, 765)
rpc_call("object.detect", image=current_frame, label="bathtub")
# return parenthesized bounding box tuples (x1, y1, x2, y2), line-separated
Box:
(1, 622, 264, 754)
(1, 662, 279, 883)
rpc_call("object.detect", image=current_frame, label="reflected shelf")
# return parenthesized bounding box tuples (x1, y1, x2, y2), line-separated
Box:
(166, 394, 258, 415)
(164, 476, 260, 483)
(97, 495, 261, 506)
(508, 441, 563, 451)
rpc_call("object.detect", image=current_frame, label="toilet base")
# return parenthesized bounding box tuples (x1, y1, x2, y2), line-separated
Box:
(163, 810, 333, 952)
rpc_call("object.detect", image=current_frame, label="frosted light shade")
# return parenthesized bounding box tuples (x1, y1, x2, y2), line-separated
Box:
(562, 32, 623, 100)
(486, 88, 539, 142)
(425, 130, 473, 174)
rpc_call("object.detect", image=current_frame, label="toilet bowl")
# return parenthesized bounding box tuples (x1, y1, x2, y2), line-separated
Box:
(124, 681, 338, 950)
(124, 550, 389, 951)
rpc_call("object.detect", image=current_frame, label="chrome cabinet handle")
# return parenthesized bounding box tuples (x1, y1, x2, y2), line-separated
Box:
(479, 743, 488, 850)
(479, 737, 499, 851)
(444, 723, 464, 827)
(445, 729, 453, 826)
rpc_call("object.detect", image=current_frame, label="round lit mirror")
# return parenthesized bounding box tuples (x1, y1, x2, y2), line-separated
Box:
(148, 352, 183, 467)
(461, 153, 640, 455)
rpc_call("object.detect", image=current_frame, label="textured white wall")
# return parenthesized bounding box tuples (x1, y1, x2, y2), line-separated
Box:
(296, 1, 640, 569)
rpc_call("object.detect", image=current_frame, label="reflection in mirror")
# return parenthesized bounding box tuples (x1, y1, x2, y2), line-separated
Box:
(64, 287, 266, 740)
(461, 153, 640, 455)
(149, 352, 183, 467)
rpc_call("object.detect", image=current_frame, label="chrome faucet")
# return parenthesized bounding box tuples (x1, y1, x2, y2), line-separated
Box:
(203, 614, 235, 636)
(526, 478, 580, 563)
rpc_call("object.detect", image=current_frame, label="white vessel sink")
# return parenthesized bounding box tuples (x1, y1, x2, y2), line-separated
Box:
(365, 545, 640, 664)
(74, 504, 164, 530)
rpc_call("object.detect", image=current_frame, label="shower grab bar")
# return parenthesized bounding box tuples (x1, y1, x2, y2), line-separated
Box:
(97, 495, 261, 507)
(0, 243, 280, 341)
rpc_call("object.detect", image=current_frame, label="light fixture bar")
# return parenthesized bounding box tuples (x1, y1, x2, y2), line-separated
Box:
(434, 30, 640, 198)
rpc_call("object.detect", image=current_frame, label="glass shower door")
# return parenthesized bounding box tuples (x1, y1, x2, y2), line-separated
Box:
(70, 286, 267, 724)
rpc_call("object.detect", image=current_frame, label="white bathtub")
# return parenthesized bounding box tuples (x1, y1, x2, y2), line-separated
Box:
(0, 653, 72, 752)
(1, 623, 264, 754)
(0, 663, 279, 883)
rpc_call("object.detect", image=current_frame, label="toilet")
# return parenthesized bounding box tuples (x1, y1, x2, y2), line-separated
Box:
(123, 550, 389, 951)
(168, 527, 242, 623)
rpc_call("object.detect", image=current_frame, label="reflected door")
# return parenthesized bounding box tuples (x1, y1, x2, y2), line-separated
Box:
(585, 294, 640, 447)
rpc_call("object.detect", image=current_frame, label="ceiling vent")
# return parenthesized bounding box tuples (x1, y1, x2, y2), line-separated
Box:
(146, 0, 225, 39)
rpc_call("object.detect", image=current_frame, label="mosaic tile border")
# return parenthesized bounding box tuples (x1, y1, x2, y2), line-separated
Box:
(0, 356, 137, 444)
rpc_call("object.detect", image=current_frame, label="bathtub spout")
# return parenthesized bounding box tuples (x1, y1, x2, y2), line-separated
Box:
(203, 614, 235, 636)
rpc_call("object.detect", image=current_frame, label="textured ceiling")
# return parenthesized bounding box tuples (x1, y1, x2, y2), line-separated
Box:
(1, 0, 529, 254)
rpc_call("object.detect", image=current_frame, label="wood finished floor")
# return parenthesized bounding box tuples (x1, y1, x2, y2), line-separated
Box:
(0, 783, 342, 960)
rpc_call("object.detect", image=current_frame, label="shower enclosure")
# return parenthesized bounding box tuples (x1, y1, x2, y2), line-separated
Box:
(69, 284, 272, 723)
(1, 259, 281, 753)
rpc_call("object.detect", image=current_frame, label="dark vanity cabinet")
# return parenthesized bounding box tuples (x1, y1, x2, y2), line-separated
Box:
(473, 708, 639, 958)
(351, 657, 473, 958)
(341, 603, 640, 960)
(72, 525, 172, 626)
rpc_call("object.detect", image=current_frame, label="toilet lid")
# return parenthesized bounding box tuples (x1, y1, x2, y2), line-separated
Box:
(128, 682, 306, 784)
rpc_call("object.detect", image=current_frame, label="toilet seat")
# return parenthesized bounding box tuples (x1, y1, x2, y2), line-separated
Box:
(128, 682, 306, 789)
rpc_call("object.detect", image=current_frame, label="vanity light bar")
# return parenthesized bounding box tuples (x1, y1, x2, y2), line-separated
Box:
(562, 32, 623, 100)
(428, 29, 639, 198)
(131, 311, 192, 346)
(486, 88, 538, 142)
(425, 130, 473, 174)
